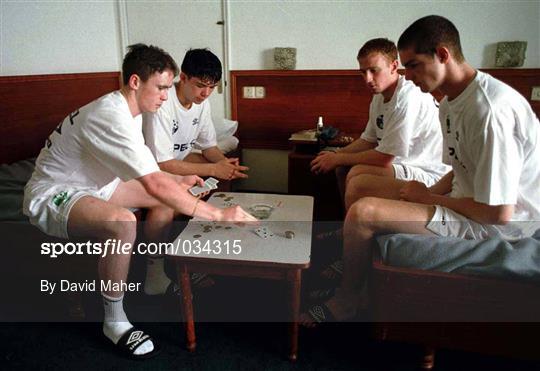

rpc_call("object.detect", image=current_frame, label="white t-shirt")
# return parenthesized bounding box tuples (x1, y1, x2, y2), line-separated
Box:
(361, 75, 449, 177)
(440, 71, 540, 237)
(26, 91, 159, 191)
(143, 85, 218, 162)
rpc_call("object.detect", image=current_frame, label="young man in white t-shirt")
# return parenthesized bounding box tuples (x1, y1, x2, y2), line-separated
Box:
(23, 44, 257, 358)
(301, 15, 540, 326)
(310, 38, 449, 211)
(143, 48, 248, 180)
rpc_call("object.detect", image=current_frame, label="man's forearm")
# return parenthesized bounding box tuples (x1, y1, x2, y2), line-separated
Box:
(338, 138, 377, 154)
(159, 160, 215, 177)
(140, 172, 222, 220)
(202, 146, 226, 163)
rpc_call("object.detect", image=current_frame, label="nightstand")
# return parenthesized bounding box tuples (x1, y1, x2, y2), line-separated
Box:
(288, 137, 349, 221)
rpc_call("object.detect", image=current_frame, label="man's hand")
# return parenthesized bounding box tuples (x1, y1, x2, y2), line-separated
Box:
(212, 158, 249, 180)
(310, 151, 339, 174)
(172, 175, 211, 197)
(218, 205, 259, 225)
(399, 181, 433, 204)
(176, 175, 204, 188)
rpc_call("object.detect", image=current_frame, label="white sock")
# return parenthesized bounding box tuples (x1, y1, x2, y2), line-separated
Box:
(102, 293, 154, 355)
(144, 255, 174, 295)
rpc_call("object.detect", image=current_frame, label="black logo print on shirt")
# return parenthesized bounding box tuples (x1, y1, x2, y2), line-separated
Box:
(174, 139, 197, 153)
(446, 116, 466, 171)
(376, 115, 384, 129)
(46, 110, 80, 148)
(172, 120, 179, 134)
(192, 118, 199, 126)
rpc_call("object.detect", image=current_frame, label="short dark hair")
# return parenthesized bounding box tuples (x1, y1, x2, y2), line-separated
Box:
(122, 43, 179, 85)
(181, 48, 222, 83)
(397, 15, 465, 63)
(357, 38, 398, 62)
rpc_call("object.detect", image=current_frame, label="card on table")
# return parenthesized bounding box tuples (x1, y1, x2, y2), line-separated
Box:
(253, 226, 275, 239)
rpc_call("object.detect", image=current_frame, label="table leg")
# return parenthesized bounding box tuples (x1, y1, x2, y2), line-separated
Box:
(176, 262, 196, 352)
(287, 269, 302, 361)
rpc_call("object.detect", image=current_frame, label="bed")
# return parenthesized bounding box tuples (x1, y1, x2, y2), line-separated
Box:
(372, 233, 540, 369)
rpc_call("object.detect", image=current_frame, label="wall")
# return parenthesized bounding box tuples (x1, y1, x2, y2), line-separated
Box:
(124, 1, 226, 123)
(230, 1, 540, 69)
(1, 0, 539, 193)
(229, 0, 540, 192)
(1, 1, 120, 75)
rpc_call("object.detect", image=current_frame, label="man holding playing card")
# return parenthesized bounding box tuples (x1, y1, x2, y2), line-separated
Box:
(143, 48, 248, 181)
(23, 44, 258, 359)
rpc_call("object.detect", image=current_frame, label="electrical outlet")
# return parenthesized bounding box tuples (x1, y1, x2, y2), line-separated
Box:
(531, 86, 540, 101)
(243, 86, 255, 99)
(255, 86, 266, 98)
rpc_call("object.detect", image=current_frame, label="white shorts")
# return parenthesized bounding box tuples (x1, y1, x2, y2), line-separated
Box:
(23, 178, 121, 239)
(393, 164, 440, 187)
(426, 205, 533, 241)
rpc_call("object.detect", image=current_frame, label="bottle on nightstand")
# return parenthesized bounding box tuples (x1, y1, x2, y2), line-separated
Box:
(316, 116, 324, 137)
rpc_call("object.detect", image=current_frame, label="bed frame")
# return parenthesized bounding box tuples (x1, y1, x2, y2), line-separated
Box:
(0, 72, 121, 165)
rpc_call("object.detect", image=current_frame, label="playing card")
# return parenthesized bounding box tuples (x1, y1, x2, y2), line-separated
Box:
(189, 183, 212, 196)
(189, 177, 220, 196)
(206, 177, 219, 186)
(253, 226, 275, 239)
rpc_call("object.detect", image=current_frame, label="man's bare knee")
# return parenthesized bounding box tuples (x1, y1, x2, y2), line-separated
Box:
(103, 208, 137, 242)
(346, 197, 381, 223)
(343, 198, 380, 241)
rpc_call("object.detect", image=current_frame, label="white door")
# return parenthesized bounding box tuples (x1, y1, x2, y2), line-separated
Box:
(124, 1, 226, 121)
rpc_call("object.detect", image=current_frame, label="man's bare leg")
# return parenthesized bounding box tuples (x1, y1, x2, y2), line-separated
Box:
(318, 165, 399, 277)
(335, 166, 351, 206)
(302, 197, 435, 326)
(108, 179, 184, 295)
(68, 181, 174, 355)
(67, 194, 154, 354)
(345, 174, 407, 210)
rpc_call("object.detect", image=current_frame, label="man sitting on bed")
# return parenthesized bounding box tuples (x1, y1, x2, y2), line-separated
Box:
(301, 15, 540, 326)
(23, 44, 257, 358)
(143, 48, 248, 181)
(310, 38, 449, 211)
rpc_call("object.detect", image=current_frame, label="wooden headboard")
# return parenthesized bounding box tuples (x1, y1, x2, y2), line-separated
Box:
(0, 72, 121, 164)
(231, 69, 540, 150)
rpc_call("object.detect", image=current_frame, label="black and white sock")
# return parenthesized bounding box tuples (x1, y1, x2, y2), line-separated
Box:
(102, 293, 154, 355)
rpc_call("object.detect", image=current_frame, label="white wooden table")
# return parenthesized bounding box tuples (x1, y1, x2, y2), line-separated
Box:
(167, 192, 313, 361)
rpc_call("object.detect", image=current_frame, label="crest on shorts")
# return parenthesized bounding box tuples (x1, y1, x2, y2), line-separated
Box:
(52, 191, 71, 207)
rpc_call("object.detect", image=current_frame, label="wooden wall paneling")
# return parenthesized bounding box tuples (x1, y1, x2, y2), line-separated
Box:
(0, 72, 121, 164)
(231, 70, 371, 150)
(231, 69, 540, 150)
